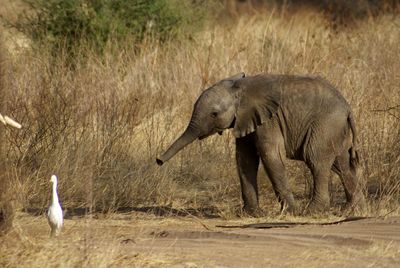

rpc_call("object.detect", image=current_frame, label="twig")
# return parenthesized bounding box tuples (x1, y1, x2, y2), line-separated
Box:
(216, 216, 371, 229)
(372, 105, 400, 120)
(188, 214, 212, 231)
(377, 208, 397, 219)
(178, 208, 213, 231)
(372, 104, 400, 112)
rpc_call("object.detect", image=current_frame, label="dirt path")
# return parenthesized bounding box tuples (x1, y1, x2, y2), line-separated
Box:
(2, 214, 400, 267)
(130, 216, 400, 267)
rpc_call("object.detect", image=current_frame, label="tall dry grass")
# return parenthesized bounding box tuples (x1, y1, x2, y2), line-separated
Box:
(0, 35, 14, 234)
(1, 9, 399, 218)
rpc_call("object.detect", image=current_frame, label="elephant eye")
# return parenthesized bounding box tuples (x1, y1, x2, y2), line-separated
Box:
(211, 112, 218, 118)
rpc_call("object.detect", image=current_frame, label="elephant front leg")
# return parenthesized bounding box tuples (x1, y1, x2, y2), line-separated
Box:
(260, 151, 298, 215)
(236, 135, 260, 216)
(255, 125, 298, 215)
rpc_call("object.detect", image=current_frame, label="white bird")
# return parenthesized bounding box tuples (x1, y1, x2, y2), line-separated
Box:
(47, 175, 63, 237)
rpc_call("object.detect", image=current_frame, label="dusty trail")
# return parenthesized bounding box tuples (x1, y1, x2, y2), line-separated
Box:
(130, 216, 400, 267)
(2, 214, 399, 267)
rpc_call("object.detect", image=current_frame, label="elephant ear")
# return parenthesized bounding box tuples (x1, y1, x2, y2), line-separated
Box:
(233, 76, 281, 138)
(219, 72, 246, 88)
(224, 72, 245, 81)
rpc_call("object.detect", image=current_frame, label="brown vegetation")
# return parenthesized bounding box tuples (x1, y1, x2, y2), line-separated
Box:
(0, 2, 399, 266)
(4, 8, 400, 216)
(0, 35, 15, 235)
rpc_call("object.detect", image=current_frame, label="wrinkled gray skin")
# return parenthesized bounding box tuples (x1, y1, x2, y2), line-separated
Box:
(157, 73, 365, 215)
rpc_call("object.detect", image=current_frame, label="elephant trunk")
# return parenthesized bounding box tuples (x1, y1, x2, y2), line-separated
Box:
(156, 127, 199, 165)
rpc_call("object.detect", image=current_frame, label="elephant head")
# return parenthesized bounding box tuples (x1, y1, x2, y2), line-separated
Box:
(156, 73, 281, 165)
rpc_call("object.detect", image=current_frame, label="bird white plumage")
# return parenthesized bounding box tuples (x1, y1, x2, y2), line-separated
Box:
(47, 175, 63, 237)
(0, 113, 22, 129)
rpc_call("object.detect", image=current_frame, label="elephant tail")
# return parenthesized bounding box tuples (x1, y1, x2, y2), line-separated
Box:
(348, 112, 359, 168)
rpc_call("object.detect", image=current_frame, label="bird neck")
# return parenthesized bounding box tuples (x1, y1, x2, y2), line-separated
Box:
(52, 182, 59, 204)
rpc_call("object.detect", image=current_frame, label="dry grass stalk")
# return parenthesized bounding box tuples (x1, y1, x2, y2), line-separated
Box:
(0, 34, 15, 235)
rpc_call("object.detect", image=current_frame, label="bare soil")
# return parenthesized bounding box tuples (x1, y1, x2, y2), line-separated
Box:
(2, 212, 399, 267)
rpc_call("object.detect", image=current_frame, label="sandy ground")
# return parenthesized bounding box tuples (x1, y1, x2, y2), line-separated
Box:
(1, 212, 400, 267)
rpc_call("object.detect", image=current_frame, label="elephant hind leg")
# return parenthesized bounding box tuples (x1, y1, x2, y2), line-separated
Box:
(332, 150, 356, 203)
(332, 150, 366, 212)
(302, 116, 347, 214)
(236, 134, 260, 216)
(306, 161, 333, 214)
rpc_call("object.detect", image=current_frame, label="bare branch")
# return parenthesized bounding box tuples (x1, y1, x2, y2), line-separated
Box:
(372, 105, 400, 120)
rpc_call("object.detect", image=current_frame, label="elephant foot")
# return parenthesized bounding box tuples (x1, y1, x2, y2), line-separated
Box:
(280, 201, 300, 216)
(304, 199, 330, 215)
(343, 194, 367, 215)
(284, 204, 300, 216)
(242, 205, 263, 217)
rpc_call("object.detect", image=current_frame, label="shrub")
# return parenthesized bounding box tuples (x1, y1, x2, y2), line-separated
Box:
(10, 0, 208, 57)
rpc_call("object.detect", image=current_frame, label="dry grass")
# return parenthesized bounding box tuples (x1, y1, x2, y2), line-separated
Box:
(1, 3, 400, 267)
(0, 32, 17, 235)
(0, 3, 399, 237)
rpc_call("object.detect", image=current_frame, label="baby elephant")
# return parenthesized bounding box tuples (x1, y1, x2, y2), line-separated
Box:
(157, 73, 365, 215)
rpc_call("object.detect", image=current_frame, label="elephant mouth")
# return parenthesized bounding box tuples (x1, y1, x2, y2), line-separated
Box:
(198, 129, 224, 140)
(228, 117, 236, 129)
(198, 134, 212, 140)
